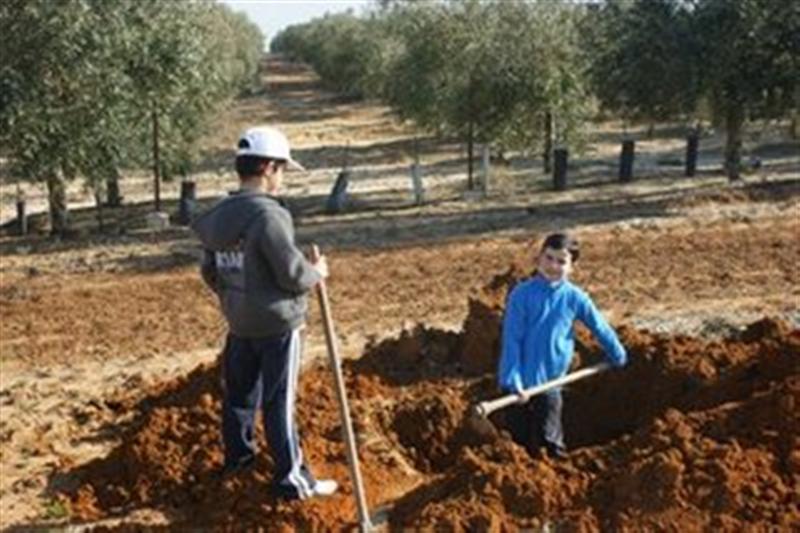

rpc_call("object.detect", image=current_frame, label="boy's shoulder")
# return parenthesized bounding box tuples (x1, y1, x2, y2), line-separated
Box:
(563, 281, 596, 308)
(237, 191, 285, 211)
(510, 276, 539, 294)
(231, 193, 290, 223)
(563, 278, 585, 292)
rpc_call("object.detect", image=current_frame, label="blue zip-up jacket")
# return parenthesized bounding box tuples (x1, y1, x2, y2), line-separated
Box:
(498, 275, 627, 393)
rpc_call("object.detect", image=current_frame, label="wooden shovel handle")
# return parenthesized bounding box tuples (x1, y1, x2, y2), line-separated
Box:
(473, 362, 611, 418)
(309, 243, 372, 531)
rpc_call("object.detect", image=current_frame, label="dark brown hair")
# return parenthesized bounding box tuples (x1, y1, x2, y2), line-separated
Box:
(235, 155, 286, 179)
(540, 233, 580, 262)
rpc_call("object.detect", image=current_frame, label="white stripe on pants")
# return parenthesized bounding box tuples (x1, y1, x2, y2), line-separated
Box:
(285, 328, 313, 498)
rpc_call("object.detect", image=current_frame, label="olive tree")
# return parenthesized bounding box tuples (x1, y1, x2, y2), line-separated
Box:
(0, 0, 132, 234)
(586, 0, 799, 181)
(1, 0, 265, 234)
(695, 0, 799, 180)
(584, 0, 699, 130)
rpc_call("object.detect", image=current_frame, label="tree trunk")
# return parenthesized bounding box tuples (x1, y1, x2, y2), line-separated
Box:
(481, 144, 490, 196)
(152, 105, 162, 212)
(467, 121, 474, 191)
(619, 139, 635, 183)
(46, 170, 69, 236)
(543, 111, 553, 173)
(178, 180, 196, 225)
(685, 130, 699, 177)
(106, 167, 121, 207)
(553, 148, 568, 191)
(16, 198, 27, 236)
(724, 105, 744, 182)
(94, 190, 105, 231)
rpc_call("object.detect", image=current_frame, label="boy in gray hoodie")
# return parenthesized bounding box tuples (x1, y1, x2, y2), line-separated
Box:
(192, 126, 337, 500)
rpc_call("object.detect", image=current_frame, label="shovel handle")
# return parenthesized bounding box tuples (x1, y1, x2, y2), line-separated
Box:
(473, 362, 611, 418)
(310, 245, 373, 531)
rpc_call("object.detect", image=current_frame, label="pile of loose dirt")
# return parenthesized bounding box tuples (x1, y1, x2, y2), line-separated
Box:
(458, 263, 533, 375)
(388, 317, 799, 530)
(58, 267, 799, 530)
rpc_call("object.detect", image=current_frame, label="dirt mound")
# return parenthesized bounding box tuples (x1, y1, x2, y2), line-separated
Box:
(57, 311, 798, 530)
(458, 263, 533, 375)
(383, 317, 799, 530)
(61, 360, 370, 530)
(54, 264, 799, 529)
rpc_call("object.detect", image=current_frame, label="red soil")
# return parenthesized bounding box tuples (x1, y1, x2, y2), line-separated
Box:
(61, 270, 799, 530)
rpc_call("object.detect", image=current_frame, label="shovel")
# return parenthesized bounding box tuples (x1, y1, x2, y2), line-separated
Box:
(469, 363, 610, 434)
(311, 245, 373, 532)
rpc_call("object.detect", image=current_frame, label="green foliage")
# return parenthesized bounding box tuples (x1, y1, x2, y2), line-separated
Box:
(581, 0, 798, 179)
(0, 0, 130, 181)
(120, 1, 241, 180)
(203, 5, 264, 97)
(695, 0, 799, 179)
(584, 0, 700, 123)
(0, 0, 264, 227)
(585, 0, 799, 128)
(272, 12, 379, 98)
(504, 3, 593, 152)
(695, 0, 799, 119)
(273, 1, 592, 157)
(378, 1, 592, 154)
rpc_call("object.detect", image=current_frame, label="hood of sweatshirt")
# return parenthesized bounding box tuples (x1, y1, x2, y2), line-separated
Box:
(191, 189, 277, 250)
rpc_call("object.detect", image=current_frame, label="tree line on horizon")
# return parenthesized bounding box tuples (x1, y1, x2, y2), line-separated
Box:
(272, 0, 799, 186)
(0, 0, 263, 235)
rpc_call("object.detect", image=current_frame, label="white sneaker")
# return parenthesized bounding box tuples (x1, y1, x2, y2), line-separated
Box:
(310, 479, 338, 497)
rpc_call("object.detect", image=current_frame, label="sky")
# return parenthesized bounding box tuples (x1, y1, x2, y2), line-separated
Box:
(220, 0, 374, 47)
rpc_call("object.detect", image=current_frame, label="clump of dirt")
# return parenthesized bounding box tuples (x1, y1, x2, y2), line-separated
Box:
(458, 263, 532, 375)
(356, 324, 461, 384)
(389, 440, 586, 531)
(389, 393, 465, 472)
(56, 261, 799, 530)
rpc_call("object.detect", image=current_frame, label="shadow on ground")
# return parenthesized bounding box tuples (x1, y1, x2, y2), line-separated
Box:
(2, 178, 798, 276)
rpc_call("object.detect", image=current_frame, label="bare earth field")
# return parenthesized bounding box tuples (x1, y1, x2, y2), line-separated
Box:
(0, 58, 798, 530)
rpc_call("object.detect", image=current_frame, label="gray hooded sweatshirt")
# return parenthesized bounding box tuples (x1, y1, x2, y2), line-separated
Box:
(191, 189, 321, 338)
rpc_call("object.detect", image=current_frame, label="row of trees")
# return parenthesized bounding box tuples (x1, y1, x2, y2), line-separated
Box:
(273, 0, 799, 184)
(0, 0, 263, 235)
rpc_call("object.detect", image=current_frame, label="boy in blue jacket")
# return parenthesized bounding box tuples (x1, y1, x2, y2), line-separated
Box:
(497, 233, 626, 458)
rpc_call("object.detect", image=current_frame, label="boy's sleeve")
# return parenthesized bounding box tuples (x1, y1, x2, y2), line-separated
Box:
(498, 285, 527, 392)
(259, 210, 321, 294)
(575, 290, 627, 367)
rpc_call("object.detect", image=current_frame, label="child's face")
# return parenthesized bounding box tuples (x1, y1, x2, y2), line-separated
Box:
(537, 246, 573, 283)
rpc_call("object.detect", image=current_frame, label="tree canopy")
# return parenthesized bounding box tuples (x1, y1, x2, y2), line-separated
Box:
(274, 0, 798, 183)
(274, 1, 592, 185)
(0, 0, 264, 233)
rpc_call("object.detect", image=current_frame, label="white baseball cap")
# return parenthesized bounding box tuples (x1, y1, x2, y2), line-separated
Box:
(236, 126, 305, 171)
